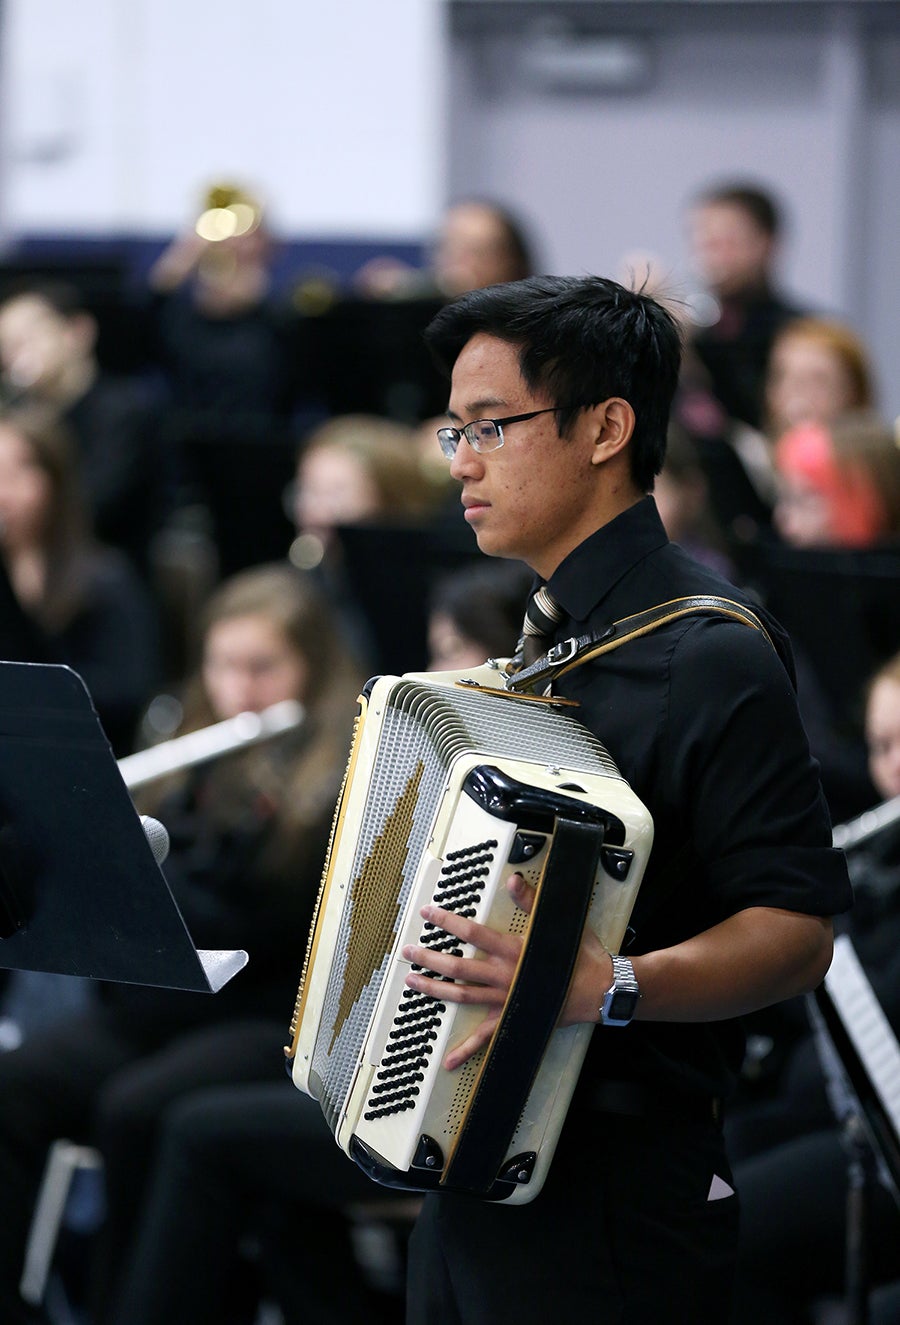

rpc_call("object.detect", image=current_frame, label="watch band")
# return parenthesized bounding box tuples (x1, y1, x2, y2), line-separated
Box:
(600, 954, 640, 1027)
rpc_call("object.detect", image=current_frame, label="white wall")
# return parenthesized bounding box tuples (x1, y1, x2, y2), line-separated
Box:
(0, 0, 446, 239)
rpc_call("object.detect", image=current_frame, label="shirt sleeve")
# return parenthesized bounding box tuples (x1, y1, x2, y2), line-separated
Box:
(663, 616, 853, 924)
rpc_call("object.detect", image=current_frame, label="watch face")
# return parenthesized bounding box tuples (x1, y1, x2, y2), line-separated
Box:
(606, 990, 638, 1022)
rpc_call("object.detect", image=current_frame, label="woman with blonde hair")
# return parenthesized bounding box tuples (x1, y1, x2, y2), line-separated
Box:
(290, 412, 437, 556)
(288, 413, 443, 669)
(139, 561, 363, 867)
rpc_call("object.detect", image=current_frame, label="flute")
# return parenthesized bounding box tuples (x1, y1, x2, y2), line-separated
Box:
(117, 699, 305, 791)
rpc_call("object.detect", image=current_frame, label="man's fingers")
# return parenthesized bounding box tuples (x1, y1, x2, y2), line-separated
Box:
(507, 871, 537, 913)
(403, 953, 507, 1002)
(416, 902, 511, 953)
(443, 1013, 500, 1070)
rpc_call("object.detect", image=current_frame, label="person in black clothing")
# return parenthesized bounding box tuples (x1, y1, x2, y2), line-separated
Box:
(145, 183, 296, 429)
(394, 274, 851, 1325)
(0, 402, 159, 755)
(684, 180, 808, 432)
(106, 1079, 409, 1325)
(425, 558, 532, 672)
(0, 562, 363, 1325)
(143, 187, 305, 576)
(728, 649, 900, 1324)
(0, 282, 169, 579)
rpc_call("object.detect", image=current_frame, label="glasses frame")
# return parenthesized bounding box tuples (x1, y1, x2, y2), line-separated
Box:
(436, 406, 570, 459)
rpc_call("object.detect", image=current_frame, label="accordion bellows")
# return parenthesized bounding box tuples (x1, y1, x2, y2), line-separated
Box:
(286, 666, 653, 1203)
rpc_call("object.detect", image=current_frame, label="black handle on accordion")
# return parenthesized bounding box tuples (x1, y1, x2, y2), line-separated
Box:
(442, 814, 605, 1196)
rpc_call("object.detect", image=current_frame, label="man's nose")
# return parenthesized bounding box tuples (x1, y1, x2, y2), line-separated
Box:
(449, 435, 483, 481)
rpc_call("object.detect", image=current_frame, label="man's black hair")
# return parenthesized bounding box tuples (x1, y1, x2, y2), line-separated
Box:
(694, 182, 783, 238)
(423, 274, 682, 492)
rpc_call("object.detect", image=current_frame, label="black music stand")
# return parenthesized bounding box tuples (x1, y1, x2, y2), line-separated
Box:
(808, 935, 900, 1325)
(0, 660, 247, 992)
(334, 518, 485, 675)
(729, 539, 900, 734)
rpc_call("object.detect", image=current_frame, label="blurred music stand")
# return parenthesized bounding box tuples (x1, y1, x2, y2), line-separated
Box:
(173, 421, 297, 578)
(334, 519, 485, 675)
(308, 295, 447, 423)
(0, 660, 246, 992)
(808, 935, 900, 1324)
(730, 540, 900, 733)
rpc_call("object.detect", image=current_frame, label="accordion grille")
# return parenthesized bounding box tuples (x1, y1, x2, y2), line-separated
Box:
(311, 680, 621, 1131)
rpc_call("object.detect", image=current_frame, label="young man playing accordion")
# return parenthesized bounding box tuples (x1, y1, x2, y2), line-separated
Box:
(400, 275, 851, 1325)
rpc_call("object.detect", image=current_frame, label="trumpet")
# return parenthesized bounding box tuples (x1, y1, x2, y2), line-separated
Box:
(117, 700, 304, 792)
(194, 182, 263, 243)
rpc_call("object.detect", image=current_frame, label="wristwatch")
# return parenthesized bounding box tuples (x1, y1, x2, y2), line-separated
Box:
(600, 955, 640, 1027)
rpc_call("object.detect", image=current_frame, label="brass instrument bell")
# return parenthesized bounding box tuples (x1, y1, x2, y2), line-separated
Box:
(195, 183, 263, 242)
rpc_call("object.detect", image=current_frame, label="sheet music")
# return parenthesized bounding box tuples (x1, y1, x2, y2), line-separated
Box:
(825, 934, 900, 1140)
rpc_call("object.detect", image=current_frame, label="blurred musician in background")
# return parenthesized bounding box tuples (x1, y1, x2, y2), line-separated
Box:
(353, 197, 537, 302)
(0, 402, 160, 756)
(425, 558, 532, 672)
(145, 181, 297, 430)
(304, 197, 539, 425)
(0, 281, 169, 581)
(772, 409, 900, 551)
(684, 180, 808, 432)
(729, 649, 900, 1323)
(398, 273, 850, 1325)
(286, 412, 442, 671)
(0, 563, 363, 1325)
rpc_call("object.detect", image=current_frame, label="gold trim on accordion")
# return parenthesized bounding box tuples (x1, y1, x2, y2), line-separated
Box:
(285, 665, 653, 1203)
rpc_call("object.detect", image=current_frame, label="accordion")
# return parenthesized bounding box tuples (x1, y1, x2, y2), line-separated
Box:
(285, 665, 653, 1204)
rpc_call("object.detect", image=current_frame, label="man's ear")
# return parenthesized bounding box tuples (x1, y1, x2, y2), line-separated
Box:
(589, 398, 635, 466)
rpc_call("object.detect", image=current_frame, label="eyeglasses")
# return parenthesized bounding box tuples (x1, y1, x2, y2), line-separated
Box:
(436, 407, 570, 459)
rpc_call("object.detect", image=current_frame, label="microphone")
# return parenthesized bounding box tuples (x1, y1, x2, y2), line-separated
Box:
(140, 815, 170, 866)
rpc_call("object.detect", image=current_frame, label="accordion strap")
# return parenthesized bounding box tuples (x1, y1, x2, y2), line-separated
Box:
(443, 816, 605, 1196)
(506, 594, 773, 695)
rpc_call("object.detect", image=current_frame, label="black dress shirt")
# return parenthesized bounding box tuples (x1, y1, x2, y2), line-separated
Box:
(542, 496, 852, 1103)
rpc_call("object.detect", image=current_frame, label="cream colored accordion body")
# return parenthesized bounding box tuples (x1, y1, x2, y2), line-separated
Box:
(285, 665, 653, 1204)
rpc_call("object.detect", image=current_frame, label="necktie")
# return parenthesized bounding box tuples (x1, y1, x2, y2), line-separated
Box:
(519, 585, 565, 669)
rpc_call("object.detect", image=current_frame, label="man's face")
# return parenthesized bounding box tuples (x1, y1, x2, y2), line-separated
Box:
(446, 334, 600, 579)
(689, 202, 774, 299)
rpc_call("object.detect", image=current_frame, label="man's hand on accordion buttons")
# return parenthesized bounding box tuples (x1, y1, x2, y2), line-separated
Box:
(401, 872, 614, 1071)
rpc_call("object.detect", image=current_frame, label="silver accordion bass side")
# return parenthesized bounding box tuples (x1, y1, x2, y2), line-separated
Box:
(285, 664, 653, 1204)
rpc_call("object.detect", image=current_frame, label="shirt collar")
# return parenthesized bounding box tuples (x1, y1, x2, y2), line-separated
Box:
(546, 495, 669, 621)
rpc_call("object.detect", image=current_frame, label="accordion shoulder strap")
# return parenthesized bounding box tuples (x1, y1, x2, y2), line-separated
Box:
(506, 594, 773, 695)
